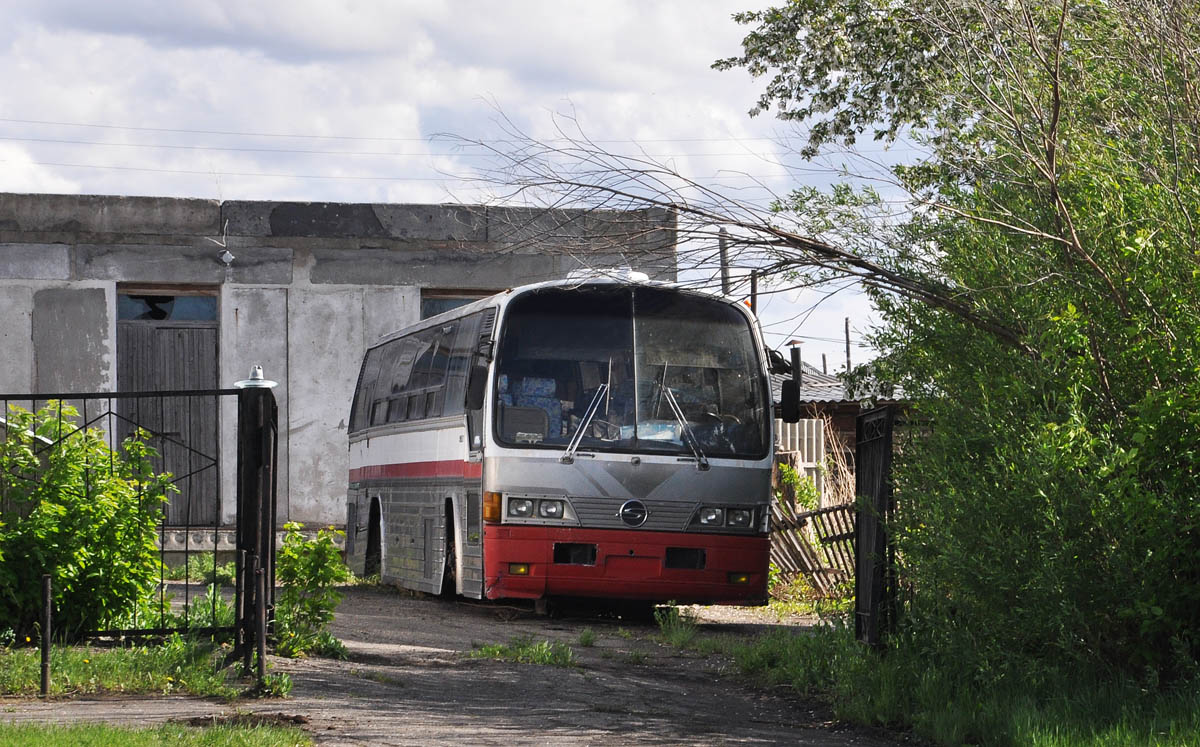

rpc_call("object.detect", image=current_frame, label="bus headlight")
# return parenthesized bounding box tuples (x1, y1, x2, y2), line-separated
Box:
(699, 507, 724, 525)
(508, 498, 534, 518)
(538, 500, 564, 519)
(727, 509, 752, 528)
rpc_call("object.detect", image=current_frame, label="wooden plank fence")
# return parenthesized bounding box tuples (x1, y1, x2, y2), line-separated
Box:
(770, 501, 856, 596)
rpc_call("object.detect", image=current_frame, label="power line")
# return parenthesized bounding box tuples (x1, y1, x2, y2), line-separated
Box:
(0, 134, 816, 160)
(0, 116, 926, 153)
(0, 116, 792, 144)
(0, 158, 809, 183)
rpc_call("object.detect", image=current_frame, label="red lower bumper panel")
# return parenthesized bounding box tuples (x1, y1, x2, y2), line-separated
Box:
(483, 525, 769, 604)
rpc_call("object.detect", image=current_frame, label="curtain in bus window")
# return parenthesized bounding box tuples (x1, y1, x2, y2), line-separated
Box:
(495, 287, 635, 447)
(632, 287, 767, 457)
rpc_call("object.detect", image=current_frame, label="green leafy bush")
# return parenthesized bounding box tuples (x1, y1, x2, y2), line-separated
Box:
(0, 402, 175, 640)
(274, 521, 350, 658)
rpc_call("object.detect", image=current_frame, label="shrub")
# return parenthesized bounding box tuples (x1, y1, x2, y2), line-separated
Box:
(0, 402, 175, 640)
(274, 522, 350, 658)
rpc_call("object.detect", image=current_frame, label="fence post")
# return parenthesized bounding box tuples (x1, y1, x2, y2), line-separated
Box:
(40, 574, 51, 697)
(234, 365, 278, 672)
(855, 405, 897, 647)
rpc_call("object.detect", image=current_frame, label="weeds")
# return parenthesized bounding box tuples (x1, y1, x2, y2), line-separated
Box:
(275, 522, 351, 658)
(577, 628, 597, 647)
(653, 603, 698, 648)
(163, 553, 238, 586)
(0, 634, 238, 698)
(0, 722, 311, 746)
(728, 624, 1200, 746)
(469, 636, 577, 667)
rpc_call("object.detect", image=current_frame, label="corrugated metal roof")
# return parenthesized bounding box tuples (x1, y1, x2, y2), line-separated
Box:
(770, 363, 850, 404)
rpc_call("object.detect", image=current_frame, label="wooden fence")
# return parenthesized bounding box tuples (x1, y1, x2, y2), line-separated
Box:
(770, 501, 856, 596)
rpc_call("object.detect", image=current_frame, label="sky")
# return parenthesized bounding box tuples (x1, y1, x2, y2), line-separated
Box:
(0, 0, 880, 371)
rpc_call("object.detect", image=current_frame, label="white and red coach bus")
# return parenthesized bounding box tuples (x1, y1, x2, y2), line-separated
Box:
(345, 276, 778, 605)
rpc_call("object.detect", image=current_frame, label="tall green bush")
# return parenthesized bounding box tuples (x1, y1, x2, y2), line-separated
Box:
(0, 402, 175, 640)
(274, 521, 350, 658)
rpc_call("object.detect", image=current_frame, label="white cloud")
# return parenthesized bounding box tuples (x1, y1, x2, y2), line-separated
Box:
(0, 0, 877, 362)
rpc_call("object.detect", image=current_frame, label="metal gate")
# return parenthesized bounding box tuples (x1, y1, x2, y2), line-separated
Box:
(0, 385, 276, 668)
(855, 405, 896, 647)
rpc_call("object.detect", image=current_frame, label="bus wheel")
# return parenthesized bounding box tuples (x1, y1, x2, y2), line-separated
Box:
(441, 517, 457, 598)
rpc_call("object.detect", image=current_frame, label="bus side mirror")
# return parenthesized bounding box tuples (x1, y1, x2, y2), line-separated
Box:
(466, 364, 488, 411)
(779, 379, 800, 423)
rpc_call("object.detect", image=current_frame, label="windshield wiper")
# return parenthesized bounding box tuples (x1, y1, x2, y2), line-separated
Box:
(561, 383, 609, 464)
(660, 385, 709, 471)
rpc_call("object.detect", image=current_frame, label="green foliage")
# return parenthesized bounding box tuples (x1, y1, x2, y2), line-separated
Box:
(777, 463, 819, 511)
(731, 626, 1200, 746)
(653, 602, 699, 648)
(577, 628, 596, 647)
(469, 636, 577, 667)
(769, 569, 852, 620)
(0, 402, 175, 640)
(0, 633, 236, 697)
(721, 0, 1200, 698)
(251, 671, 294, 698)
(164, 553, 237, 586)
(274, 522, 350, 658)
(0, 722, 312, 746)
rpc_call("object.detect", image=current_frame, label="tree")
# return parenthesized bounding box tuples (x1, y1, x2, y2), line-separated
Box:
(714, 0, 1200, 681)
(456, 0, 1200, 683)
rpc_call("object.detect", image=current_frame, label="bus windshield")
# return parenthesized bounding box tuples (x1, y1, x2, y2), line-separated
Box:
(494, 285, 767, 458)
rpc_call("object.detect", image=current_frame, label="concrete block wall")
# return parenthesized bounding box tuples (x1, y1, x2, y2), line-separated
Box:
(0, 192, 677, 527)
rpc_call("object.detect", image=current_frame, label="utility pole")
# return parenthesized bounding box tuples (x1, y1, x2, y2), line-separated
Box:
(844, 317, 852, 372)
(822, 353, 827, 375)
(718, 228, 731, 295)
(750, 270, 758, 314)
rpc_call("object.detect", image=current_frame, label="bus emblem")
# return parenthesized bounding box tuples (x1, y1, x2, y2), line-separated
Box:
(618, 500, 649, 527)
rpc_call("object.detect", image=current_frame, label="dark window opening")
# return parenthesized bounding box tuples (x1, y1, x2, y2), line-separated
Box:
(421, 289, 494, 320)
(118, 293, 217, 322)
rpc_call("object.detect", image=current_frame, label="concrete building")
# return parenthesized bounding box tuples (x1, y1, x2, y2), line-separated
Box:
(0, 192, 675, 532)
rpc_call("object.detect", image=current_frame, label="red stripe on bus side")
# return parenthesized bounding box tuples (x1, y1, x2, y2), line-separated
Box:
(350, 460, 482, 482)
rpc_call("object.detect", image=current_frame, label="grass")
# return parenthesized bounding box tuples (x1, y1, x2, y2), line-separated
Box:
(469, 636, 577, 667)
(0, 722, 311, 746)
(162, 553, 237, 586)
(767, 568, 853, 621)
(577, 628, 597, 647)
(0, 635, 265, 698)
(725, 624, 1200, 747)
(653, 603, 699, 648)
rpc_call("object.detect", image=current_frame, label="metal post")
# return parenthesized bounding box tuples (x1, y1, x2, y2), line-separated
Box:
(750, 271, 758, 315)
(256, 565, 267, 687)
(40, 574, 51, 697)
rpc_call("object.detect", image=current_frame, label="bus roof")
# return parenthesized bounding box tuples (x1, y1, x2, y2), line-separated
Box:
(369, 274, 757, 351)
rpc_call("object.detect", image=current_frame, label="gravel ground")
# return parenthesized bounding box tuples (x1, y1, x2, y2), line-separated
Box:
(1, 586, 910, 746)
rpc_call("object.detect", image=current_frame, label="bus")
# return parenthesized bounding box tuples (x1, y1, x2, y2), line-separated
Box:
(345, 275, 789, 606)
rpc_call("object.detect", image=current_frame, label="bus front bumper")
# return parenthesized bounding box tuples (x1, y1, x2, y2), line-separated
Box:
(482, 525, 769, 604)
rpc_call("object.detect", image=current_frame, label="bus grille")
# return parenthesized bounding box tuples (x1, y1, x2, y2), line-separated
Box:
(569, 496, 699, 532)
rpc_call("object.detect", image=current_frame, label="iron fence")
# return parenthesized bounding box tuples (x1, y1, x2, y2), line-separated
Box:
(0, 387, 275, 664)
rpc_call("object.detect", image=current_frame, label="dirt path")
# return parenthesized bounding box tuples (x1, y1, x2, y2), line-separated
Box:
(2, 587, 906, 745)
